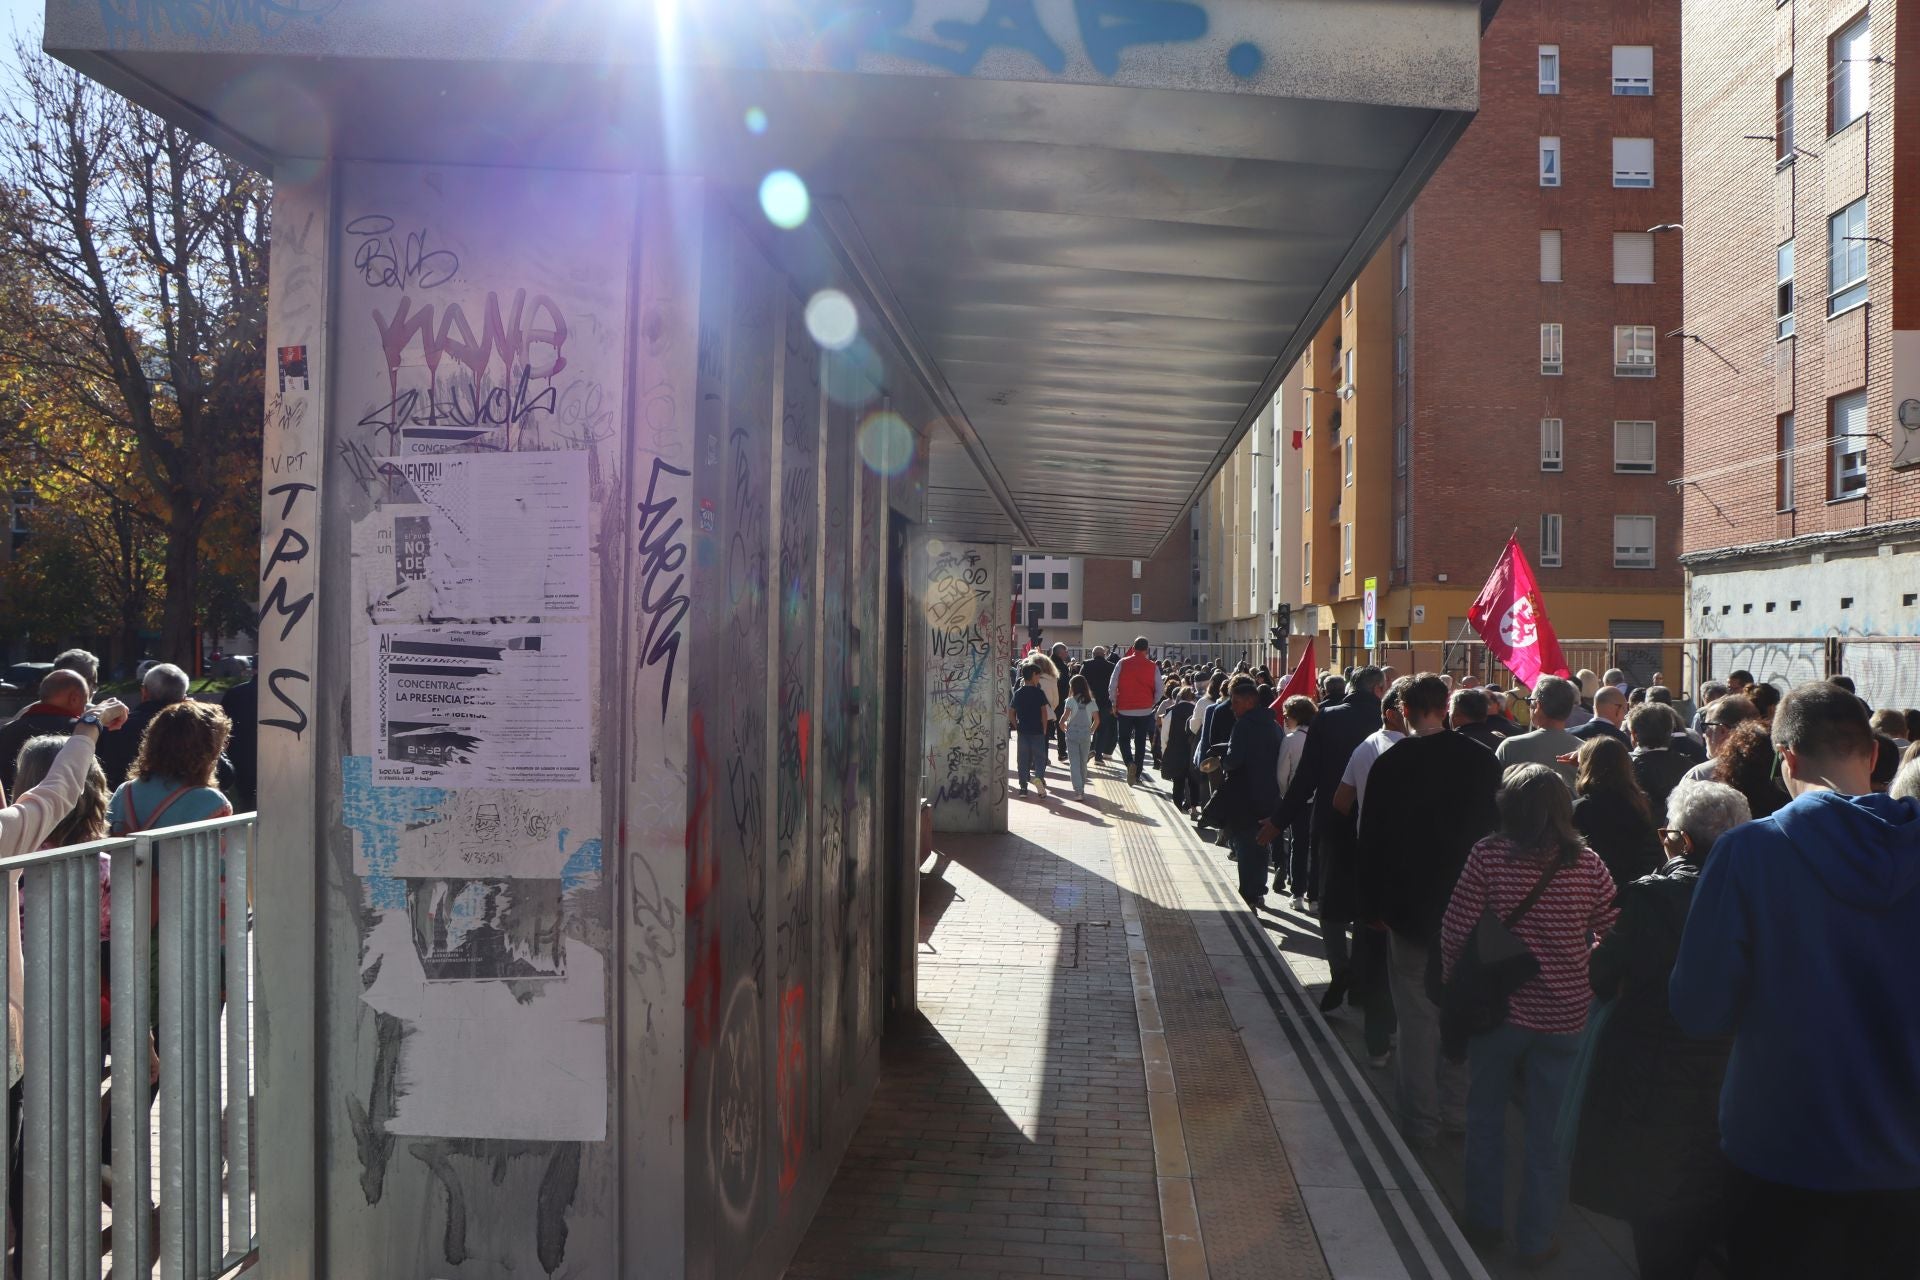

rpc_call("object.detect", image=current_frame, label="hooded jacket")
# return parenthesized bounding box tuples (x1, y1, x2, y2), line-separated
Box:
(1670, 789, 1920, 1191)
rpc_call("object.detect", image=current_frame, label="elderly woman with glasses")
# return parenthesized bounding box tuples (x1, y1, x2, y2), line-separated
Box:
(1571, 780, 1751, 1280)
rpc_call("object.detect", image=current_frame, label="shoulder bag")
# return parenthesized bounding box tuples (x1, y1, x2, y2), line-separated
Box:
(1440, 854, 1566, 1060)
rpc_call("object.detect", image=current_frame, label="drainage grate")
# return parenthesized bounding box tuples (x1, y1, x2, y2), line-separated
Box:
(1101, 778, 1332, 1280)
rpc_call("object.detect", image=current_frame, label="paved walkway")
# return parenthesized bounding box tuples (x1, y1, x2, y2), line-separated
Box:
(788, 754, 1639, 1279)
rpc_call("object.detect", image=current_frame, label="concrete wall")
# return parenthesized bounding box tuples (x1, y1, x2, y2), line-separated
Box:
(923, 540, 1014, 832)
(257, 162, 932, 1280)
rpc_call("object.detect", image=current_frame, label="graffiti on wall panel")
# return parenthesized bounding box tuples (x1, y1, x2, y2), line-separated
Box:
(924, 540, 1008, 832)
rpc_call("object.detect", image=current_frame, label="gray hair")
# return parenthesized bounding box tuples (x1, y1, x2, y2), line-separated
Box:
(1665, 780, 1751, 856)
(1892, 758, 1920, 803)
(1532, 674, 1578, 721)
(142, 662, 190, 703)
(52, 648, 100, 692)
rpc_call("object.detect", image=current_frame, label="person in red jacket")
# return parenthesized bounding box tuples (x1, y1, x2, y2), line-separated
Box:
(1107, 637, 1164, 786)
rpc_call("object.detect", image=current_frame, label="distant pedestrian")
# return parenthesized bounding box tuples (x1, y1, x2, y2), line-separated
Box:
(1672, 683, 1920, 1278)
(1161, 684, 1195, 810)
(51, 648, 100, 693)
(1628, 704, 1692, 818)
(1569, 686, 1630, 746)
(99, 662, 192, 790)
(107, 701, 235, 837)
(1685, 694, 1760, 783)
(1276, 696, 1317, 907)
(1008, 662, 1054, 799)
(221, 675, 258, 812)
(1495, 675, 1582, 788)
(1080, 646, 1117, 764)
(1109, 638, 1164, 787)
(1450, 689, 1503, 753)
(1059, 674, 1100, 800)
(1218, 676, 1282, 911)
(1571, 736, 1662, 890)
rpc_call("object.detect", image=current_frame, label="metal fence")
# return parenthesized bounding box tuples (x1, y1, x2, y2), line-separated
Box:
(2, 812, 256, 1279)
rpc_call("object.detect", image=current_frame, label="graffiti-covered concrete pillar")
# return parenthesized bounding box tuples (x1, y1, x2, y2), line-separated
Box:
(922, 540, 1014, 832)
(241, 159, 931, 1280)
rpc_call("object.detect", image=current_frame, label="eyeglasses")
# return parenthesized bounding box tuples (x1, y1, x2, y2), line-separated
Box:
(1657, 827, 1690, 850)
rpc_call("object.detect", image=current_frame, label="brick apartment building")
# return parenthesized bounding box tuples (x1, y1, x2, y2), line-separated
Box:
(1284, 0, 1687, 679)
(1080, 513, 1198, 650)
(1678, 0, 1920, 688)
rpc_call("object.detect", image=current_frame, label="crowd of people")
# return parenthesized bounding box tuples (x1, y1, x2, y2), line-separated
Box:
(1012, 645, 1920, 1277)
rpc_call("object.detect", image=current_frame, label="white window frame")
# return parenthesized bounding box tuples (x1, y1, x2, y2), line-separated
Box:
(1540, 229, 1563, 282)
(1777, 69, 1795, 159)
(1394, 333, 1407, 376)
(1130, 559, 1142, 578)
(1539, 514, 1563, 568)
(1540, 136, 1562, 187)
(1614, 325, 1657, 377)
(1343, 435, 1355, 487)
(1611, 44, 1653, 95)
(1613, 232, 1655, 284)
(1397, 239, 1409, 291)
(1540, 418, 1564, 472)
(1613, 420, 1657, 473)
(1538, 45, 1560, 94)
(1778, 241, 1796, 338)
(1341, 522, 1353, 574)
(1831, 389, 1868, 498)
(1831, 10, 1870, 134)
(1828, 198, 1869, 315)
(1130, 592, 1143, 616)
(1341, 346, 1356, 391)
(1303, 542, 1311, 585)
(1612, 137, 1655, 188)
(1613, 515, 1656, 569)
(1541, 322, 1563, 375)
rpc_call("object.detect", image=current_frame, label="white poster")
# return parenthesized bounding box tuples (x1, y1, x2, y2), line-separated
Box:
(365, 451, 590, 621)
(371, 623, 592, 788)
(1894, 330, 1920, 471)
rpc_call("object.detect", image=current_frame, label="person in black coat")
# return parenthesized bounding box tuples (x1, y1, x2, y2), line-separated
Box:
(1572, 780, 1748, 1280)
(1080, 647, 1116, 763)
(1219, 676, 1283, 909)
(1261, 666, 1384, 1012)
(1571, 736, 1662, 890)
(1449, 688, 1504, 753)
(1628, 703, 1694, 818)
(1193, 684, 1236, 828)
(1356, 675, 1501, 1145)
(221, 676, 259, 812)
(1570, 686, 1631, 746)
(1161, 687, 1197, 810)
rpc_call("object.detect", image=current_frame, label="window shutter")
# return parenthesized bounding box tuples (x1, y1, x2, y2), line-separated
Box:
(1540, 230, 1563, 282)
(1612, 138, 1654, 187)
(1612, 45, 1653, 93)
(1613, 232, 1654, 284)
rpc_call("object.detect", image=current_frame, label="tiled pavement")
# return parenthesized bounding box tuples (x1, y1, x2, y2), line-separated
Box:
(786, 756, 1519, 1279)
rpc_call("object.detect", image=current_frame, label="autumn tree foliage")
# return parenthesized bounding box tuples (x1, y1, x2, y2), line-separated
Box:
(0, 42, 267, 669)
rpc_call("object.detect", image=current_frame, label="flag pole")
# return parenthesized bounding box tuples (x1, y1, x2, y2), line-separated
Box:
(1441, 530, 1522, 677)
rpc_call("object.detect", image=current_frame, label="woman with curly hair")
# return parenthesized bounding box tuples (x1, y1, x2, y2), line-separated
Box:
(1711, 719, 1788, 819)
(107, 701, 233, 837)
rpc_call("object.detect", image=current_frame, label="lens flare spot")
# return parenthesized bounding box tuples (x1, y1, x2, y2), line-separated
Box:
(804, 289, 859, 350)
(745, 106, 769, 135)
(759, 169, 810, 230)
(857, 412, 915, 477)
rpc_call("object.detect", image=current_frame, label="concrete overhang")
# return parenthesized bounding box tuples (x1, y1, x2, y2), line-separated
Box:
(49, 0, 1493, 557)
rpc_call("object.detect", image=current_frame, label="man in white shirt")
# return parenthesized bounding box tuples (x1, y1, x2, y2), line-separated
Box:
(1333, 678, 1410, 830)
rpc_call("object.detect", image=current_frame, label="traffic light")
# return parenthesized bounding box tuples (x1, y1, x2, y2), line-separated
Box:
(1269, 625, 1286, 651)
(1028, 623, 1044, 650)
(1278, 602, 1292, 634)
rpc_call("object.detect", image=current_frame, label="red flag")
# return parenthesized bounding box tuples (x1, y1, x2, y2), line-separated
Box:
(1467, 536, 1569, 687)
(1270, 637, 1317, 708)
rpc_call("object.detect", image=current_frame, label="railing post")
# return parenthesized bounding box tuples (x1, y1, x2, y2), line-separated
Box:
(1826, 635, 1843, 680)
(111, 838, 155, 1277)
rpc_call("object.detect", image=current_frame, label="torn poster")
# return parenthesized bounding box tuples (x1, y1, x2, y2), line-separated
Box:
(364, 451, 590, 621)
(360, 909, 607, 1140)
(371, 623, 592, 788)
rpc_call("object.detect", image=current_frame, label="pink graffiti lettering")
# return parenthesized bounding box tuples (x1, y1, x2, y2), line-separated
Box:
(372, 289, 569, 392)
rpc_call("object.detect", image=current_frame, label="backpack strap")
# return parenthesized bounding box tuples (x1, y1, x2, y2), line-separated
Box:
(124, 784, 196, 835)
(1503, 855, 1568, 929)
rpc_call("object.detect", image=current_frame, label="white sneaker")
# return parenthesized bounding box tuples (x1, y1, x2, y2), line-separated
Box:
(1035, 778, 1048, 798)
(1289, 895, 1306, 911)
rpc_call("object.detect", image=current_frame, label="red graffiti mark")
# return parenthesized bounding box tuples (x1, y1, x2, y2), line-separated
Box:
(686, 711, 722, 1053)
(776, 984, 808, 1198)
(372, 288, 569, 395)
(796, 709, 811, 781)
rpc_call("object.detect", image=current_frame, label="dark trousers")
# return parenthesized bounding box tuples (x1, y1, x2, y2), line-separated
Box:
(1170, 771, 1189, 809)
(1630, 1206, 1723, 1280)
(1284, 813, 1315, 897)
(1093, 704, 1117, 758)
(1726, 1166, 1920, 1280)
(1324, 916, 1397, 1056)
(1232, 825, 1269, 909)
(1116, 715, 1153, 774)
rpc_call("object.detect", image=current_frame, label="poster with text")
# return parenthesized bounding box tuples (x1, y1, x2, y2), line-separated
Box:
(371, 623, 592, 788)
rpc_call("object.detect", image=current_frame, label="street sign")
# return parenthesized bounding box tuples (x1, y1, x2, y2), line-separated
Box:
(1363, 576, 1377, 650)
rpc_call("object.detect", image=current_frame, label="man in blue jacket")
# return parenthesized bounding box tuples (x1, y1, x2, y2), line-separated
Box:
(1670, 681, 1920, 1278)
(1219, 674, 1282, 910)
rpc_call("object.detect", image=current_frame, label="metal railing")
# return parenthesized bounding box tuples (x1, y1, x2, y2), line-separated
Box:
(2, 812, 256, 1279)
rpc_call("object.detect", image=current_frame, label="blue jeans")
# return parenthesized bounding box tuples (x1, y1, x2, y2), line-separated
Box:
(1066, 733, 1091, 794)
(1016, 732, 1048, 787)
(1464, 1022, 1581, 1255)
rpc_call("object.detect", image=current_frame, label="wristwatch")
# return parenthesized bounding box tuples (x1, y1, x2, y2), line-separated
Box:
(77, 711, 102, 729)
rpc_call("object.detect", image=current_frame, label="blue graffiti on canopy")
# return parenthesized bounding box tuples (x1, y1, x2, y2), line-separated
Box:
(342, 755, 449, 911)
(811, 0, 1212, 78)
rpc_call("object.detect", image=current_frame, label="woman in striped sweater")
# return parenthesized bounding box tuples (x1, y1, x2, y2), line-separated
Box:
(1441, 763, 1619, 1267)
